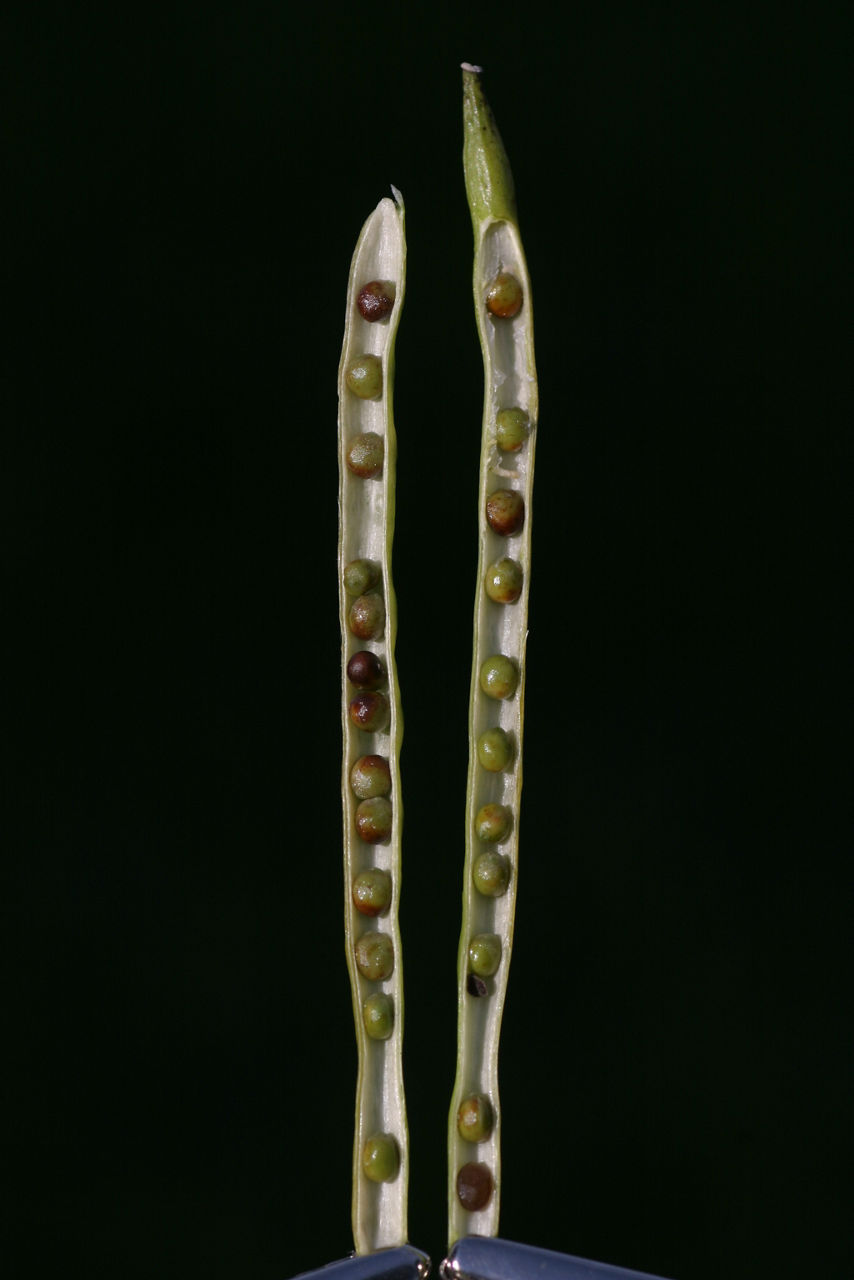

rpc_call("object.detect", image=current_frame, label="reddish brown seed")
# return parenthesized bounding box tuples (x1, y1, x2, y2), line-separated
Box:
(355, 796, 393, 843)
(348, 692, 390, 733)
(486, 489, 525, 536)
(346, 432, 384, 479)
(456, 1162, 494, 1211)
(348, 593, 385, 640)
(485, 272, 523, 319)
(347, 650, 386, 690)
(357, 280, 396, 322)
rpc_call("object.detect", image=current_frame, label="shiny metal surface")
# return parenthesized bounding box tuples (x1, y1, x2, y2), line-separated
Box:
(441, 1237, 672, 1280)
(289, 1244, 431, 1280)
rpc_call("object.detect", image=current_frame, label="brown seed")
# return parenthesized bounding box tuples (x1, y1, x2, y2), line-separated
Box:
(485, 272, 523, 319)
(348, 593, 385, 640)
(355, 796, 393, 843)
(348, 692, 390, 733)
(349, 754, 392, 799)
(357, 280, 396, 322)
(347, 650, 386, 689)
(456, 1161, 494, 1211)
(346, 432, 384, 479)
(486, 489, 525, 536)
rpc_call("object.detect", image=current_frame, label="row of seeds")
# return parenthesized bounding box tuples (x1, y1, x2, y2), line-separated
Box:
(449, 66, 539, 1248)
(338, 194, 408, 1254)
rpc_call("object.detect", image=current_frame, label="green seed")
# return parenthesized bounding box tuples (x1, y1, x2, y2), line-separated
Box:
(468, 933, 502, 977)
(357, 280, 396, 322)
(484, 557, 523, 604)
(362, 1132, 400, 1182)
(352, 868, 392, 917)
(348, 592, 385, 640)
(486, 489, 525, 536)
(345, 353, 383, 399)
(479, 655, 519, 700)
(346, 432, 385, 479)
(457, 1093, 494, 1143)
(473, 852, 511, 897)
(343, 559, 380, 597)
(346, 650, 386, 690)
(354, 931, 394, 981)
(474, 802, 512, 844)
(456, 1160, 494, 1210)
(355, 796, 393, 844)
(350, 754, 392, 799)
(495, 407, 530, 452)
(362, 992, 395, 1040)
(348, 692, 390, 733)
(485, 272, 523, 319)
(477, 727, 514, 772)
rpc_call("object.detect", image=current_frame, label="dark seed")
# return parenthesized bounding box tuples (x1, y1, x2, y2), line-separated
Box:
(357, 281, 396, 322)
(456, 1161, 494, 1211)
(347, 650, 386, 689)
(348, 692, 390, 733)
(486, 489, 525, 536)
(467, 973, 488, 998)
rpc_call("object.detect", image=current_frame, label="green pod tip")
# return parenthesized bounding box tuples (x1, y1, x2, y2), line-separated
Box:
(461, 62, 517, 230)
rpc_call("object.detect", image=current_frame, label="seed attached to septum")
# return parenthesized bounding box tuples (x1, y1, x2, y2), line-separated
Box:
(350, 754, 392, 799)
(474, 802, 513, 844)
(347, 650, 386, 690)
(346, 432, 385, 479)
(473, 852, 511, 898)
(485, 557, 523, 604)
(343, 559, 380, 597)
(477, 727, 514, 772)
(486, 489, 525, 536)
(354, 931, 394, 981)
(467, 973, 488, 997)
(456, 1160, 494, 1210)
(345, 354, 383, 399)
(348, 592, 385, 640)
(362, 992, 395, 1040)
(355, 796, 393, 843)
(457, 1093, 495, 1143)
(479, 655, 519, 700)
(352, 868, 392, 917)
(362, 1132, 400, 1183)
(495, 406, 531, 452)
(485, 272, 523, 319)
(468, 932, 502, 977)
(357, 280, 396, 322)
(348, 691, 390, 733)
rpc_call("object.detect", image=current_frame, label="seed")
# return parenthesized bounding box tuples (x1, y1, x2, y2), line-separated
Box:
(346, 432, 385, 479)
(350, 754, 392, 799)
(477, 727, 513, 772)
(357, 281, 396, 322)
(457, 1093, 494, 1143)
(485, 557, 523, 604)
(348, 692, 390, 733)
(479, 655, 519, 700)
(485, 272, 523, 319)
(345, 354, 383, 399)
(362, 992, 395, 1040)
(347, 650, 386, 690)
(486, 489, 524, 536)
(343, 559, 380, 597)
(352, 868, 392, 917)
(495, 406, 531, 452)
(468, 933, 502, 977)
(362, 1132, 400, 1183)
(473, 852, 511, 897)
(456, 1161, 494, 1211)
(474, 802, 512, 844)
(349, 593, 385, 640)
(355, 797, 393, 844)
(467, 973, 488, 997)
(354, 931, 394, 981)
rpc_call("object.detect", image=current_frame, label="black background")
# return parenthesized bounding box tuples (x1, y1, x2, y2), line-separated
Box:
(6, 3, 849, 1278)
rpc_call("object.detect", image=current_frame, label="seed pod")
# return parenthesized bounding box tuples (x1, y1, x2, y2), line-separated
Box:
(347, 650, 386, 690)
(479, 655, 519, 700)
(486, 489, 525, 536)
(357, 280, 396, 322)
(346, 432, 385, 479)
(474, 802, 512, 844)
(349, 592, 385, 640)
(457, 1094, 494, 1143)
(350, 754, 392, 799)
(477, 727, 514, 772)
(352, 869, 393, 917)
(495, 407, 531, 453)
(339, 192, 407, 1253)
(355, 796, 393, 844)
(456, 1161, 494, 1211)
(468, 933, 502, 977)
(484, 557, 523, 604)
(345, 353, 383, 399)
(354, 931, 395, 982)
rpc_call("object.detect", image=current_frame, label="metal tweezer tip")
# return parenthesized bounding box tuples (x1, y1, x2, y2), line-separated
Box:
(441, 1237, 673, 1280)
(288, 1245, 431, 1280)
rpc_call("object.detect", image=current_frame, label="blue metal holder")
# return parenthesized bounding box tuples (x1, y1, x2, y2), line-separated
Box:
(442, 1237, 672, 1280)
(288, 1245, 431, 1280)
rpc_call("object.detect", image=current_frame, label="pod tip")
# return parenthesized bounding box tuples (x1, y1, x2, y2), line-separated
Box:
(461, 61, 483, 73)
